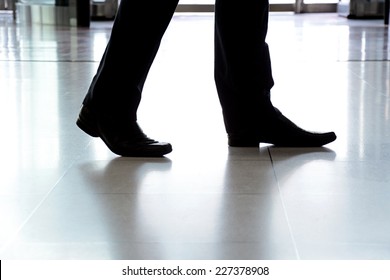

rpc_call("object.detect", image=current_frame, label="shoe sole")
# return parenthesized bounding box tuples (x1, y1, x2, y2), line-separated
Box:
(228, 132, 337, 147)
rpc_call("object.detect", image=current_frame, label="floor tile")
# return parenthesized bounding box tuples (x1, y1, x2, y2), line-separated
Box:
(1, 192, 296, 259)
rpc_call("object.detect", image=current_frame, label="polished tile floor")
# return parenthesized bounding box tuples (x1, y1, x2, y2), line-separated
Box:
(0, 11, 389, 260)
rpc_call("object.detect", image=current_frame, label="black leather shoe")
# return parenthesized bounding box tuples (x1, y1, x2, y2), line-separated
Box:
(228, 108, 337, 147)
(76, 105, 172, 157)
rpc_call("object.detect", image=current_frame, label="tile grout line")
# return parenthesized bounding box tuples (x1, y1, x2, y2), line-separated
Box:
(267, 147, 301, 260)
(0, 140, 93, 257)
(0, 172, 68, 256)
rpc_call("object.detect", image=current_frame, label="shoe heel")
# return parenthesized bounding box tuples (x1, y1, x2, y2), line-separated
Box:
(228, 139, 260, 147)
(228, 134, 260, 147)
(76, 117, 99, 137)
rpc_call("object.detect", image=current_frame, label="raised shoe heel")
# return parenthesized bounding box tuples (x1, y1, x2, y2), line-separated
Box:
(76, 117, 99, 137)
(76, 105, 100, 137)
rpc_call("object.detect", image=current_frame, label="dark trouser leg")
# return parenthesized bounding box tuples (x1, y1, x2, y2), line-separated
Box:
(83, 0, 179, 121)
(214, 0, 274, 135)
(214, 1, 336, 147)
